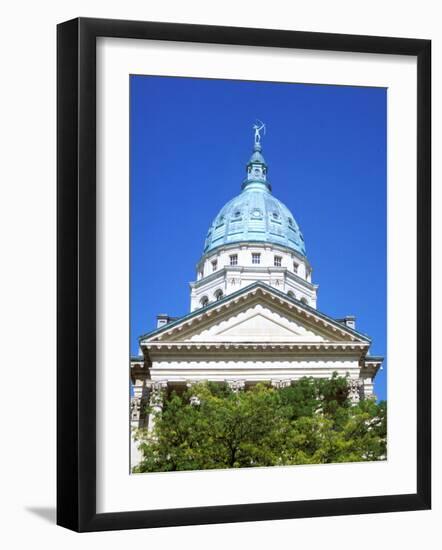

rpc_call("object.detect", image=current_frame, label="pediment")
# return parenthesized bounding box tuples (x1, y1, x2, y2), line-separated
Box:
(189, 305, 325, 342)
(140, 284, 369, 346)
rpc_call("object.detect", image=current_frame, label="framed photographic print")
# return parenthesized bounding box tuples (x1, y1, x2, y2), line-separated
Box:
(57, 17, 431, 532)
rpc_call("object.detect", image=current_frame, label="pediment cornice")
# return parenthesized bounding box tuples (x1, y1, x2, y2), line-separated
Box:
(143, 341, 369, 354)
(139, 283, 371, 346)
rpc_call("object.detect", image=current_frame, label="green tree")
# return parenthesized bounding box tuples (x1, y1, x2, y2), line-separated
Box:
(133, 375, 386, 473)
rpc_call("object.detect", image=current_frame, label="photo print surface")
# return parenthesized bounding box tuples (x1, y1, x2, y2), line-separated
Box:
(129, 75, 387, 473)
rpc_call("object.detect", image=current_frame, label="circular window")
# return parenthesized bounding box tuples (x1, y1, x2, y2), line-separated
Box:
(234, 210, 241, 218)
(252, 209, 262, 218)
(272, 212, 279, 219)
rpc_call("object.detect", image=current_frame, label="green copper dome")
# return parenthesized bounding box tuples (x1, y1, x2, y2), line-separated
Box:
(203, 126, 307, 257)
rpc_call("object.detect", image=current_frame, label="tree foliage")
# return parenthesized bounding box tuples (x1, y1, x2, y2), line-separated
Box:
(133, 375, 386, 473)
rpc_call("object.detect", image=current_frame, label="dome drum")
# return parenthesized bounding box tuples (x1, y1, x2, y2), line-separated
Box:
(190, 241, 317, 312)
(197, 242, 311, 282)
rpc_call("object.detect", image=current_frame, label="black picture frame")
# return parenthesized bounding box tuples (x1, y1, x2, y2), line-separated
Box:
(57, 17, 431, 532)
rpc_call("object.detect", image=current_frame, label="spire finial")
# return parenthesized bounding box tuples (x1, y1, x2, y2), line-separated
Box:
(253, 120, 266, 151)
(242, 121, 270, 191)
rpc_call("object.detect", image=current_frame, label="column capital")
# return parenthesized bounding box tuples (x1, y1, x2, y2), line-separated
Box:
(271, 379, 292, 389)
(226, 379, 245, 392)
(150, 380, 168, 392)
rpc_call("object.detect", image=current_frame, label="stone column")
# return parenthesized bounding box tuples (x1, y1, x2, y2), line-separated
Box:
(130, 395, 141, 425)
(147, 381, 168, 434)
(348, 378, 363, 404)
(131, 379, 149, 429)
(359, 373, 375, 399)
(130, 379, 150, 469)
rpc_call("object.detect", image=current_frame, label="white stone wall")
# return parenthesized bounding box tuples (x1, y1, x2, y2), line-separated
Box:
(197, 243, 310, 280)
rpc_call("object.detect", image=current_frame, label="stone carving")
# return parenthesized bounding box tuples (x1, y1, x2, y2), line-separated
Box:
(227, 379, 245, 392)
(149, 381, 167, 407)
(147, 381, 168, 434)
(271, 379, 292, 389)
(348, 378, 363, 404)
(130, 396, 141, 421)
(186, 381, 201, 406)
(190, 395, 201, 406)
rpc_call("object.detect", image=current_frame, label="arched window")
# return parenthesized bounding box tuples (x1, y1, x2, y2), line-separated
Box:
(287, 291, 295, 299)
(300, 297, 308, 306)
(214, 289, 223, 301)
(200, 296, 209, 307)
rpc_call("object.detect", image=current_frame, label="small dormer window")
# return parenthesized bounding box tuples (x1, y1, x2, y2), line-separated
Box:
(212, 260, 217, 272)
(252, 253, 261, 265)
(272, 212, 279, 219)
(234, 210, 241, 218)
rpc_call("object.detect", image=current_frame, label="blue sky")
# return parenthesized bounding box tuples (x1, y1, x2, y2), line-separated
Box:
(130, 75, 387, 401)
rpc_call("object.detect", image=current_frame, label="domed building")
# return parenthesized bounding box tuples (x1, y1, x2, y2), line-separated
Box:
(189, 134, 317, 311)
(130, 125, 383, 468)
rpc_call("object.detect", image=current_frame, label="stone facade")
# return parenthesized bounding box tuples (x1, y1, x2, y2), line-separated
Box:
(130, 128, 383, 469)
